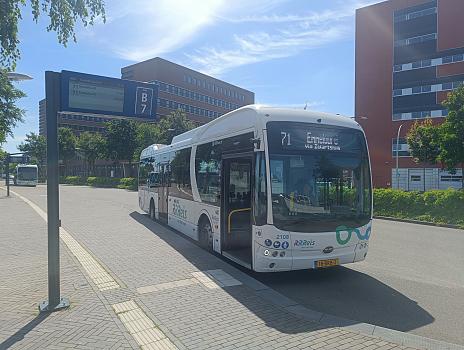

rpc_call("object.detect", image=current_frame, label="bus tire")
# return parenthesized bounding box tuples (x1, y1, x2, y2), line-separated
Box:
(199, 216, 213, 251)
(149, 199, 155, 220)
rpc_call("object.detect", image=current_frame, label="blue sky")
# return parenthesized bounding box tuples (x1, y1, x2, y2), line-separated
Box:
(4, 0, 380, 152)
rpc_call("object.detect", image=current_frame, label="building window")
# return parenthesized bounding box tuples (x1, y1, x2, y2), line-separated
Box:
(392, 138, 410, 157)
(441, 175, 463, 182)
(442, 56, 453, 64)
(394, 7, 436, 23)
(392, 109, 447, 121)
(394, 33, 437, 47)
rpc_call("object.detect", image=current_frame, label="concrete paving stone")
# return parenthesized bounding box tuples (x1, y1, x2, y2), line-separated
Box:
(141, 337, 178, 350)
(131, 327, 166, 345)
(255, 288, 300, 307)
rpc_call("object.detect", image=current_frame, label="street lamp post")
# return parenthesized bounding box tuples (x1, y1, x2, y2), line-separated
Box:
(6, 72, 33, 81)
(395, 124, 404, 190)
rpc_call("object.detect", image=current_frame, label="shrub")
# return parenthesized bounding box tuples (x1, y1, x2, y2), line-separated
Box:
(59, 175, 137, 191)
(61, 176, 87, 185)
(118, 177, 137, 190)
(373, 188, 464, 228)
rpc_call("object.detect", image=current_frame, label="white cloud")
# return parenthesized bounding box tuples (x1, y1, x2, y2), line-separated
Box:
(82, 0, 286, 62)
(80, 0, 381, 71)
(184, 0, 382, 76)
(186, 24, 348, 76)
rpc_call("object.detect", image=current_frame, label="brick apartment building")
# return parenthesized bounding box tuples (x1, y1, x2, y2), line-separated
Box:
(355, 0, 463, 190)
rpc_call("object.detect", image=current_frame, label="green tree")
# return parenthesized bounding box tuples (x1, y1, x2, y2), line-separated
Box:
(18, 131, 46, 176)
(76, 131, 105, 175)
(134, 122, 160, 161)
(1, 0, 106, 147)
(406, 118, 441, 191)
(58, 127, 76, 175)
(0, 148, 6, 175)
(105, 119, 137, 176)
(0, 68, 26, 144)
(440, 85, 464, 188)
(158, 109, 195, 144)
(1, 0, 106, 68)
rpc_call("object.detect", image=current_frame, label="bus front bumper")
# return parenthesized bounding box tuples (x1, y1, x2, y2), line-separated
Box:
(253, 242, 368, 272)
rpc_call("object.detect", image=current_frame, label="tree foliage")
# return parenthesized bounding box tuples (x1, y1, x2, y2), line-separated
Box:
(76, 131, 105, 173)
(440, 85, 464, 179)
(58, 126, 76, 161)
(0, 68, 25, 144)
(134, 122, 159, 161)
(18, 131, 46, 164)
(105, 119, 137, 163)
(406, 118, 441, 165)
(157, 109, 195, 144)
(0, 0, 106, 68)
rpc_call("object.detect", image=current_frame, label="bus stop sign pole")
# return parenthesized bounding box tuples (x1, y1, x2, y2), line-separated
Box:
(5, 154, 10, 196)
(39, 71, 69, 312)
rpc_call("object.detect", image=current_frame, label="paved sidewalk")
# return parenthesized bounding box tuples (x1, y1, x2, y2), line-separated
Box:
(1, 186, 426, 350)
(0, 192, 137, 349)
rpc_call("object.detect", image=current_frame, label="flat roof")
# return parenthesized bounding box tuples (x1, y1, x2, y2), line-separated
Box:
(121, 57, 254, 95)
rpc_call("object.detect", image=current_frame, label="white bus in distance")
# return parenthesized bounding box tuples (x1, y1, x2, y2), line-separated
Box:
(15, 164, 38, 187)
(138, 105, 372, 272)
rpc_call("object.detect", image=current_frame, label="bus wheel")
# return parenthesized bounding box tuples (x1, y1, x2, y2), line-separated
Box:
(149, 200, 155, 220)
(199, 218, 213, 251)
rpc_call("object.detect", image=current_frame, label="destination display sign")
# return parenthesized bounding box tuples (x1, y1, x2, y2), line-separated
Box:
(267, 121, 363, 153)
(68, 76, 125, 113)
(60, 70, 158, 120)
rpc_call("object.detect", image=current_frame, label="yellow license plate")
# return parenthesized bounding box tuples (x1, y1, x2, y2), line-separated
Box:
(315, 258, 339, 268)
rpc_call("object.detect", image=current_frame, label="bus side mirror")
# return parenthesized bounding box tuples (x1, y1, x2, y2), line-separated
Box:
(251, 138, 261, 149)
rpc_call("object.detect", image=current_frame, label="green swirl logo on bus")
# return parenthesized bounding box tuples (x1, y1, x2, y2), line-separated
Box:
(336, 225, 371, 245)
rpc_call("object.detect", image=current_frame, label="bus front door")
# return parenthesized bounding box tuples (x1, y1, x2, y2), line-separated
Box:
(158, 164, 169, 223)
(222, 156, 253, 268)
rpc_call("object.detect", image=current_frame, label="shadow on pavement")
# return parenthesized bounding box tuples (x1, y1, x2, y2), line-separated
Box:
(250, 266, 435, 332)
(130, 211, 434, 334)
(0, 313, 49, 349)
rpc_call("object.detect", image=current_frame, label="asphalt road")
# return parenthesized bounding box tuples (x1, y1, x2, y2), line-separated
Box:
(251, 219, 464, 345)
(9, 185, 464, 346)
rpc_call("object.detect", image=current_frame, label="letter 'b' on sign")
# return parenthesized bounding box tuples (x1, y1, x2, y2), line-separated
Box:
(136, 87, 153, 117)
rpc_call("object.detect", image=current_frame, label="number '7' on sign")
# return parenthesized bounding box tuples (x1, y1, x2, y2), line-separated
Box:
(135, 87, 153, 116)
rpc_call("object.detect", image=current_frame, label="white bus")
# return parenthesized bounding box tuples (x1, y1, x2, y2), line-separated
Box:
(15, 164, 38, 186)
(139, 105, 372, 272)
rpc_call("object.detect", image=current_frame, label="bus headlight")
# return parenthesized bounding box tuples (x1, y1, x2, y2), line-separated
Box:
(264, 249, 270, 256)
(280, 251, 285, 257)
(272, 251, 278, 257)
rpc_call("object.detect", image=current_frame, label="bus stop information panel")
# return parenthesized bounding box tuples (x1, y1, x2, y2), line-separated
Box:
(60, 70, 158, 120)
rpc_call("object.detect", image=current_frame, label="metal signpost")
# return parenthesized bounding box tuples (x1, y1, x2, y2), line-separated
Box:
(39, 70, 158, 313)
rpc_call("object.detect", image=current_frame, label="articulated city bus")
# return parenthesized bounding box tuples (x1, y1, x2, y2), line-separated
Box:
(15, 164, 38, 187)
(138, 105, 372, 272)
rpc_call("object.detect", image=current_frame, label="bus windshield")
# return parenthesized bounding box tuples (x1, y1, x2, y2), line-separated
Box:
(17, 167, 38, 181)
(267, 121, 371, 233)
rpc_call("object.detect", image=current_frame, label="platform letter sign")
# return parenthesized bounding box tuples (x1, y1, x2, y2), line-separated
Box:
(135, 87, 154, 117)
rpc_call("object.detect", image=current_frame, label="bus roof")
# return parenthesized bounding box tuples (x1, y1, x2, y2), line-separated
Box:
(141, 105, 362, 158)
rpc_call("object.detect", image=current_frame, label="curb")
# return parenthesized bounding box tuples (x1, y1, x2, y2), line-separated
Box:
(374, 216, 463, 230)
(229, 267, 464, 350)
